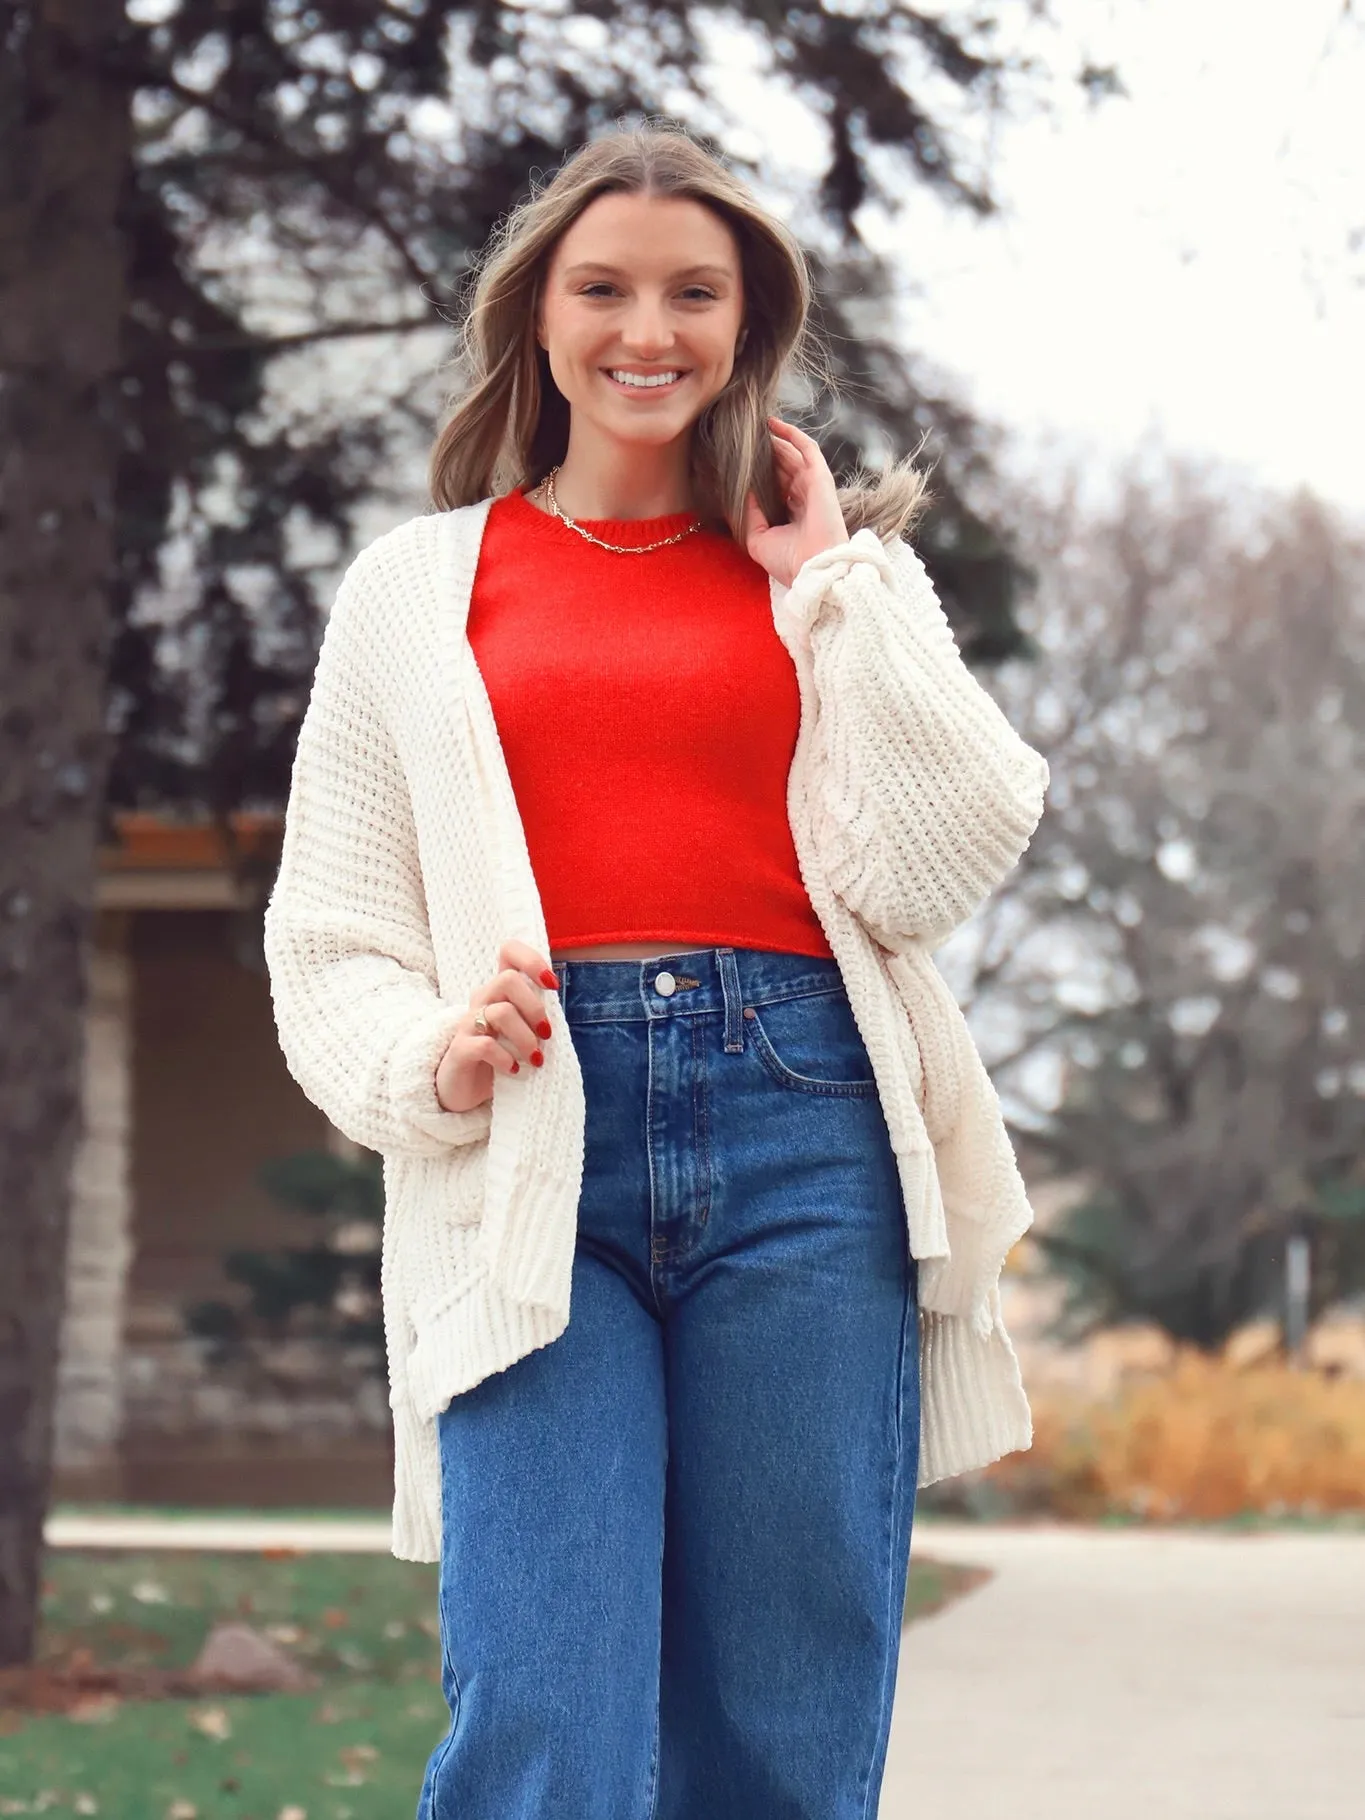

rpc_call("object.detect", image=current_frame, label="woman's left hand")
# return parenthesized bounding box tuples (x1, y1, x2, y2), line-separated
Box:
(742, 415, 850, 588)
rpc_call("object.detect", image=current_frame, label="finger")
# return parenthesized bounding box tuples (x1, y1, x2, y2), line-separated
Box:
(470, 1024, 522, 1074)
(775, 417, 819, 451)
(474, 995, 544, 1063)
(500, 936, 558, 989)
(742, 488, 769, 542)
(493, 964, 553, 1039)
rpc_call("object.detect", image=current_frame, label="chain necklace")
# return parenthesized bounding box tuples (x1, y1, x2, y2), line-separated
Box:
(538, 466, 704, 554)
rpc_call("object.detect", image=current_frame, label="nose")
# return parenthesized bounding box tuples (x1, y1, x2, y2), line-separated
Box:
(619, 296, 673, 354)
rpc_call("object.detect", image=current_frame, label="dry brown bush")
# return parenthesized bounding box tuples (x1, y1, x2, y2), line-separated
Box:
(983, 1349, 1365, 1520)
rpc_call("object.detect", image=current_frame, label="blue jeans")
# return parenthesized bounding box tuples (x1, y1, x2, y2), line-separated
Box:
(418, 945, 920, 1820)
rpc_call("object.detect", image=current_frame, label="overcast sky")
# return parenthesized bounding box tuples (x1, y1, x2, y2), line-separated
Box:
(710, 0, 1365, 523)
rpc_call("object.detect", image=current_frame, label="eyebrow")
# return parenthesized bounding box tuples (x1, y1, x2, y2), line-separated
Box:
(560, 261, 736, 283)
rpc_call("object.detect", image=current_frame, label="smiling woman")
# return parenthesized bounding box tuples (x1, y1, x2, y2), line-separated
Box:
(263, 119, 1049, 1820)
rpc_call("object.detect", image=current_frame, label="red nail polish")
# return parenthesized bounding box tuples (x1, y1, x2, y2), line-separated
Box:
(511, 1061, 520, 1073)
(540, 969, 559, 988)
(531, 1050, 544, 1067)
(537, 1019, 552, 1040)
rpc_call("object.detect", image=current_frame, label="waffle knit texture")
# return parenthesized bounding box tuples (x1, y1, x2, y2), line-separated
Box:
(261, 496, 1052, 1562)
(468, 485, 833, 958)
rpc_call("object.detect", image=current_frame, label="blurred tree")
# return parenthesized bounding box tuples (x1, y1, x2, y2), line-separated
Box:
(185, 1147, 385, 1362)
(961, 465, 1365, 1347)
(1, 0, 1114, 1664)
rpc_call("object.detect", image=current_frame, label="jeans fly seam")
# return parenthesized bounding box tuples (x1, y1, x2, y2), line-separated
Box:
(694, 1014, 714, 1229)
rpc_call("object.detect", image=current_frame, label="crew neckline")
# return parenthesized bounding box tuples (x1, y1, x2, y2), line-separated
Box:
(506, 483, 713, 550)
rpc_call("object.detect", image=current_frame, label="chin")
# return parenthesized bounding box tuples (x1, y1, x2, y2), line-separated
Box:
(594, 413, 700, 447)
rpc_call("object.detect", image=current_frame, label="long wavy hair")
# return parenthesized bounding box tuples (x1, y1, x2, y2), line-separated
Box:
(428, 121, 932, 545)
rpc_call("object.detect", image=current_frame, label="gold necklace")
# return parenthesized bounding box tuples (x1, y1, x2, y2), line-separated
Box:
(539, 466, 704, 554)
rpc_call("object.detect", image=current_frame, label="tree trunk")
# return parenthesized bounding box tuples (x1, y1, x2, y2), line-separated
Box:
(0, 0, 133, 1667)
(54, 915, 135, 1492)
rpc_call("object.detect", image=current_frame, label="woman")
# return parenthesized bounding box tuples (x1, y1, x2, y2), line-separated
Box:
(263, 122, 1049, 1820)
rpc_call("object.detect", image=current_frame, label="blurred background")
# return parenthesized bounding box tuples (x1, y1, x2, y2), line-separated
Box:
(4, 1, 1364, 1815)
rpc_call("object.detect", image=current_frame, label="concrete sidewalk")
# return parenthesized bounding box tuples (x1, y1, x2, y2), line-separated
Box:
(45, 1512, 394, 1552)
(884, 1522, 1365, 1820)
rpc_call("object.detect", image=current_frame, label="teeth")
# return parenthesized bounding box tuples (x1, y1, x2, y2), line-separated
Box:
(608, 370, 683, 388)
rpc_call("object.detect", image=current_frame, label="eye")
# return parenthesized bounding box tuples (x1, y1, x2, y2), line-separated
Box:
(580, 282, 617, 297)
(681, 286, 718, 301)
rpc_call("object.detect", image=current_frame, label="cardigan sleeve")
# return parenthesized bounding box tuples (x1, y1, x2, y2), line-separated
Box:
(262, 548, 493, 1157)
(779, 528, 1049, 951)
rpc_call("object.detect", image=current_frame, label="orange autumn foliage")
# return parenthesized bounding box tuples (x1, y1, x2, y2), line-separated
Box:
(984, 1349, 1365, 1520)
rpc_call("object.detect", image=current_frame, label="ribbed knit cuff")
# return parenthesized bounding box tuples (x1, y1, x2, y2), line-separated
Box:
(918, 1168, 1034, 1337)
(778, 528, 895, 638)
(387, 998, 494, 1149)
(917, 1305, 1032, 1487)
(402, 1265, 569, 1424)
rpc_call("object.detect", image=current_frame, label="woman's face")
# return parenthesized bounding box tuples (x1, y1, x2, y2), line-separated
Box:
(536, 191, 745, 451)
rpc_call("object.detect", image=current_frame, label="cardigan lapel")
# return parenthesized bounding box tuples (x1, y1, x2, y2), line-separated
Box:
(431, 501, 585, 1306)
(433, 498, 551, 950)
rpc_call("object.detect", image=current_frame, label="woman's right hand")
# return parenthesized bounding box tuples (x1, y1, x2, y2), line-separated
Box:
(435, 939, 559, 1114)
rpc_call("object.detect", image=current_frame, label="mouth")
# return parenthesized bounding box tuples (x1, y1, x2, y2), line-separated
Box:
(601, 368, 690, 397)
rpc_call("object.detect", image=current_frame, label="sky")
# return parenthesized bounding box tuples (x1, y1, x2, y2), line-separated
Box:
(707, 0, 1365, 524)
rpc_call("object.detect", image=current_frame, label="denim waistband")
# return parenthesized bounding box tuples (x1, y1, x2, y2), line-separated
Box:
(548, 945, 845, 1029)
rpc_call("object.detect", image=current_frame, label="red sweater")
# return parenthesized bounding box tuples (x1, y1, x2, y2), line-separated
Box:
(466, 487, 834, 960)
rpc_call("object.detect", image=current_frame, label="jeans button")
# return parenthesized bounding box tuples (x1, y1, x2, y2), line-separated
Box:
(653, 971, 677, 996)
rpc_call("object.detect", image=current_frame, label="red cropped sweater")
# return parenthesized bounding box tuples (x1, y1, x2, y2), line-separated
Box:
(466, 487, 834, 960)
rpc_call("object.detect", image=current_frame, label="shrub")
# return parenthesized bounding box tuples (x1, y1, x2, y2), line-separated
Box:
(979, 1349, 1365, 1521)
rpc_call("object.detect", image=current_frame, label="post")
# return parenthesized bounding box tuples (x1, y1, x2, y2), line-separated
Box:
(1284, 1231, 1312, 1367)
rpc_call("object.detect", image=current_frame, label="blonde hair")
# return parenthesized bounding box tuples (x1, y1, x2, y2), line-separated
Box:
(428, 121, 933, 545)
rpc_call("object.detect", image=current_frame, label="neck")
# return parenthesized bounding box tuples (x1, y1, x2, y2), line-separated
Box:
(551, 426, 697, 520)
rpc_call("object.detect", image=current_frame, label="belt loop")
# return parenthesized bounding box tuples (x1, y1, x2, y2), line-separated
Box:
(717, 947, 745, 1052)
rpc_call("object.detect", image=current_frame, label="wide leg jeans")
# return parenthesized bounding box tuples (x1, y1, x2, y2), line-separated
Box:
(417, 945, 920, 1820)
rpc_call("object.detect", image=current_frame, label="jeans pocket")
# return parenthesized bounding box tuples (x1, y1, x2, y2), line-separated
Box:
(745, 986, 879, 1096)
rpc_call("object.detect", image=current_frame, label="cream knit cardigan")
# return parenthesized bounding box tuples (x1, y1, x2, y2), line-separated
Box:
(262, 497, 1050, 1562)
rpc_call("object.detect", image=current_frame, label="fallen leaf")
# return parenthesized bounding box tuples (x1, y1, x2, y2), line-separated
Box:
(88, 1593, 114, 1614)
(69, 1695, 120, 1724)
(264, 1624, 302, 1645)
(338, 1744, 378, 1770)
(320, 1608, 348, 1630)
(260, 1546, 302, 1559)
(166, 1804, 198, 1820)
(311, 1701, 341, 1724)
(74, 1799, 98, 1816)
(131, 1580, 171, 1605)
(382, 1620, 406, 1639)
(188, 1705, 232, 1741)
(277, 1807, 307, 1820)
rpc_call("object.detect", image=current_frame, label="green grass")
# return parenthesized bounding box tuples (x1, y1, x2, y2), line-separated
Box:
(0, 1681, 443, 1818)
(0, 1548, 982, 1817)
